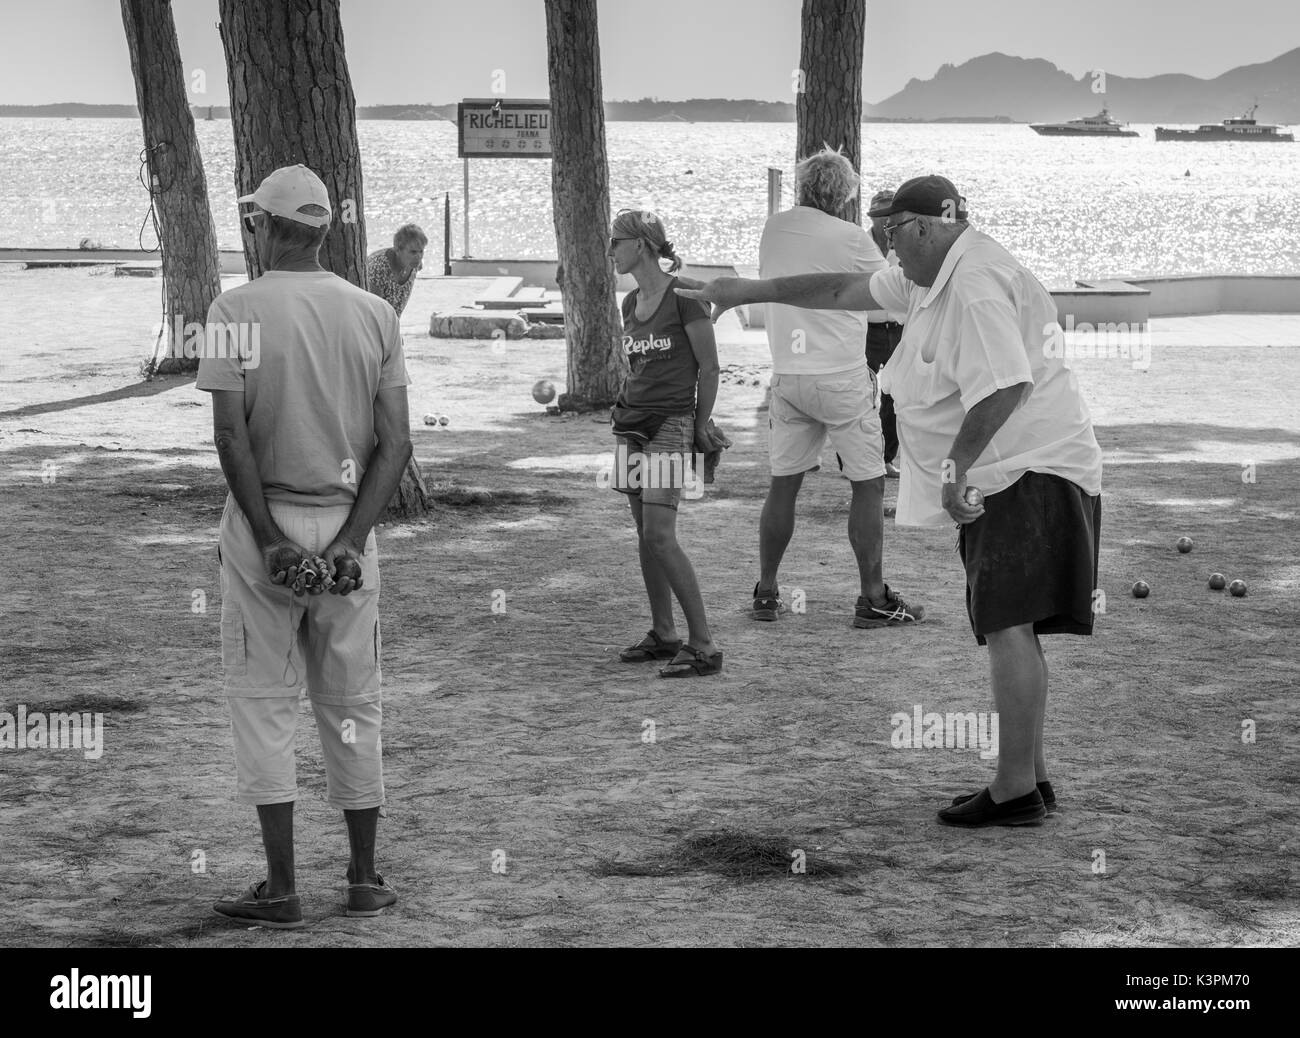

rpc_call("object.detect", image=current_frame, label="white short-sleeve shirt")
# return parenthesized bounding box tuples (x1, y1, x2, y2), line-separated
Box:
(760, 206, 886, 375)
(870, 228, 1102, 527)
(196, 271, 411, 508)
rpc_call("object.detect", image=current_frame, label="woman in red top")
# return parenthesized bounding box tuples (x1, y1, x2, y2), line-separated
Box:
(608, 209, 722, 676)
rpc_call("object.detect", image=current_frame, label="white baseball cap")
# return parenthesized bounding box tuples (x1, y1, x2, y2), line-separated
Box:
(238, 164, 332, 227)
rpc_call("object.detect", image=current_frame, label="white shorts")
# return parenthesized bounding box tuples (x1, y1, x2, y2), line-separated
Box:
(768, 363, 885, 482)
(217, 495, 385, 808)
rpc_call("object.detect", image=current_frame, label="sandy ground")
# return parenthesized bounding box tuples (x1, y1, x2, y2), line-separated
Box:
(1, 264, 1297, 948)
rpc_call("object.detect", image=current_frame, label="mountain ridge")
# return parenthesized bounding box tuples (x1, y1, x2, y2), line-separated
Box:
(3, 46, 1296, 123)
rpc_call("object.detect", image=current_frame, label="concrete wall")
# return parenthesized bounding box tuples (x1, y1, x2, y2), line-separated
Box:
(1125, 276, 1300, 317)
(448, 258, 740, 294)
(4, 250, 1298, 323)
(0, 247, 248, 274)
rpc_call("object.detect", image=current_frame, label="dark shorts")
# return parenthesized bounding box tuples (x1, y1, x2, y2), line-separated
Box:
(957, 471, 1101, 646)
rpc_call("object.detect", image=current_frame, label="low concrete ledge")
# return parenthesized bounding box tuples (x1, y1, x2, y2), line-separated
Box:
(1123, 275, 1300, 317)
(0, 247, 247, 274)
(1053, 279, 1152, 326)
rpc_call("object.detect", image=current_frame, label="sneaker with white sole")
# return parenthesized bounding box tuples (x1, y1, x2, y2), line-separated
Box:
(854, 584, 924, 628)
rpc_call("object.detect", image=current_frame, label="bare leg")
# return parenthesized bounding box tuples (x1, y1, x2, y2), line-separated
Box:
(630, 495, 678, 642)
(984, 623, 1046, 803)
(344, 807, 380, 885)
(758, 473, 803, 592)
(1035, 635, 1049, 782)
(256, 801, 295, 896)
(847, 476, 886, 603)
(641, 503, 716, 654)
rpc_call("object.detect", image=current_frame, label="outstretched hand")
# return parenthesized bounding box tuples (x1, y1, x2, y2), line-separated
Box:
(674, 277, 744, 324)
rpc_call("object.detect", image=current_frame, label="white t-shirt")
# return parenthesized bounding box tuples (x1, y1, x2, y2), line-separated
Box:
(870, 228, 1102, 528)
(759, 206, 885, 375)
(196, 270, 411, 507)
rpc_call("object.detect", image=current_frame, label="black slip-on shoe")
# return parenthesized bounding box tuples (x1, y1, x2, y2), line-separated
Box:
(953, 780, 1057, 813)
(213, 880, 305, 929)
(937, 787, 1046, 827)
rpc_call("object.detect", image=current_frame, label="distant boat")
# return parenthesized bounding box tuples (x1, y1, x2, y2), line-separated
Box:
(1030, 109, 1139, 137)
(1156, 103, 1294, 141)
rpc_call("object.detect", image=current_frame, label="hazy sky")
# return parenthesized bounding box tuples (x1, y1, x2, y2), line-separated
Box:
(1, 0, 1296, 105)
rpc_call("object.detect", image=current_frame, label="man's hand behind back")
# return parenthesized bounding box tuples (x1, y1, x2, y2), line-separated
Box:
(262, 537, 319, 595)
(322, 538, 365, 595)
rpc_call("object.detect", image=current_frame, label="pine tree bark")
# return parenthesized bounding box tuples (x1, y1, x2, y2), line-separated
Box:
(217, 0, 367, 284)
(544, 0, 625, 410)
(218, 0, 429, 518)
(796, 0, 866, 225)
(120, 0, 222, 376)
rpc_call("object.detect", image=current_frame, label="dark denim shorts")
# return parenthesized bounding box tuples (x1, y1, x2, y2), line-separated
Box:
(612, 412, 697, 510)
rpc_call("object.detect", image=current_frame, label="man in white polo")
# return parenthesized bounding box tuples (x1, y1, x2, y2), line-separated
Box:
(198, 164, 413, 926)
(680, 175, 1103, 828)
(753, 147, 924, 629)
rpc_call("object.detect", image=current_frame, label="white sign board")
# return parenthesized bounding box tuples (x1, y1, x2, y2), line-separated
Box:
(457, 98, 552, 159)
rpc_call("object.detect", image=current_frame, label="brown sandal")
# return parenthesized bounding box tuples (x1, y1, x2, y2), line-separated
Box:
(658, 646, 724, 678)
(620, 629, 683, 662)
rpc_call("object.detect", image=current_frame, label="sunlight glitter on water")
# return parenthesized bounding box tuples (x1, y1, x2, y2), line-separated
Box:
(2, 118, 1297, 288)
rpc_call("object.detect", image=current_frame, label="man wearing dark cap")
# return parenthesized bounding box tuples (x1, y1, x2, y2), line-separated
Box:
(678, 175, 1103, 828)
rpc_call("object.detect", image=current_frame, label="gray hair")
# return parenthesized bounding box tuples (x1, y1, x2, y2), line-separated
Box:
(266, 204, 329, 251)
(795, 147, 860, 215)
(393, 223, 428, 249)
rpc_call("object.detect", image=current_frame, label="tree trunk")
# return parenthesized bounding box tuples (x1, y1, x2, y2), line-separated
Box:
(120, 0, 222, 376)
(544, 0, 625, 410)
(217, 0, 367, 286)
(218, 0, 430, 518)
(796, 0, 866, 225)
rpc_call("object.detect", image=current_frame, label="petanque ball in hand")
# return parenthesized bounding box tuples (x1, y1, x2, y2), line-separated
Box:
(1132, 581, 1150, 598)
(964, 486, 984, 507)
(532, 379, 557, 405)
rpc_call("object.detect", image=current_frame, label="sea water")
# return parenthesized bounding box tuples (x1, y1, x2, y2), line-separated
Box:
(1, 117, 1296, 289)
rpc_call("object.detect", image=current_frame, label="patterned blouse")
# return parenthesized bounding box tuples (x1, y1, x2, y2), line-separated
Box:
(365, 249, 416, 317)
